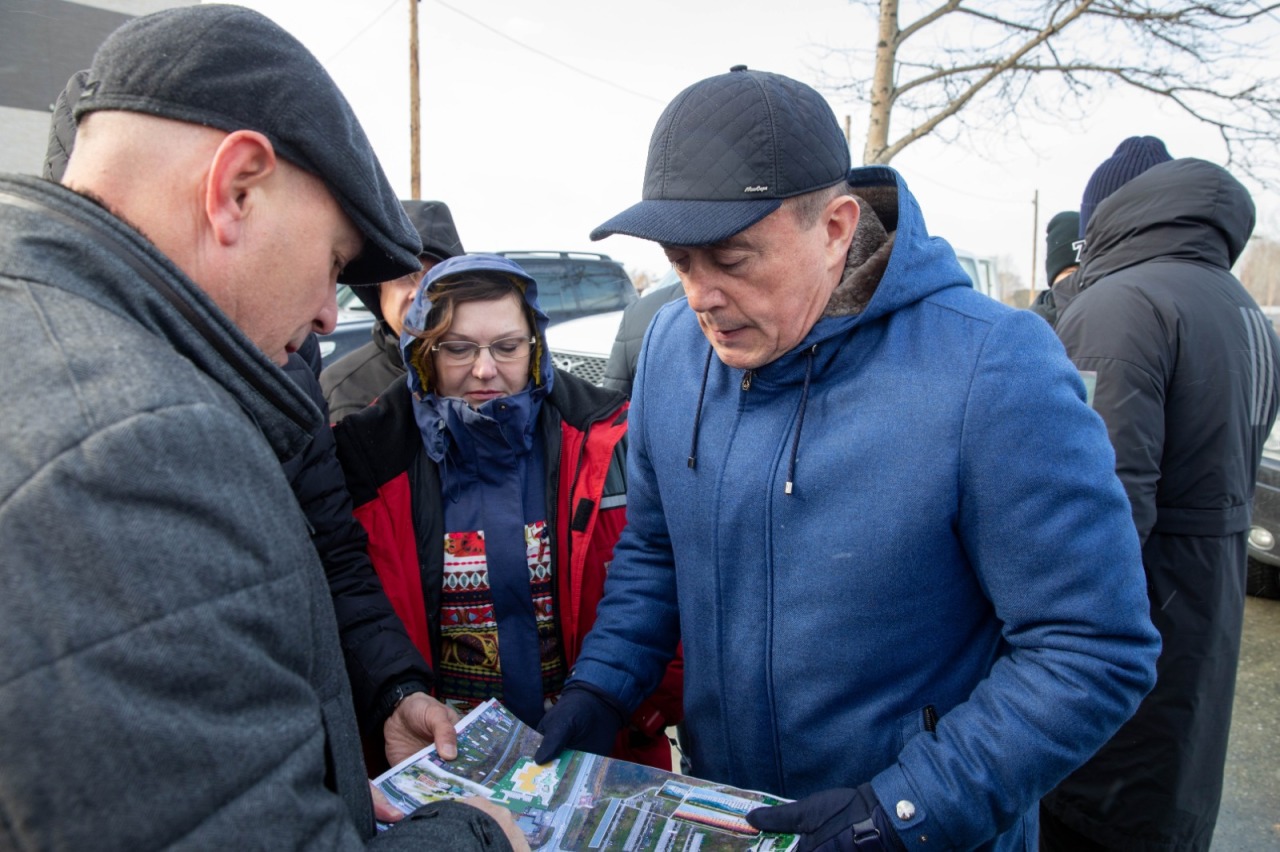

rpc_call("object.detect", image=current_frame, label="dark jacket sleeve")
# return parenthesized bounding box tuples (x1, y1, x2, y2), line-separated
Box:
(1055, 281, 1167, 543)
(322, 330, 405, 422)
(370, 802, 514, 851)
(283, 356, 433, 730)
(1028, 287, 1057, 326)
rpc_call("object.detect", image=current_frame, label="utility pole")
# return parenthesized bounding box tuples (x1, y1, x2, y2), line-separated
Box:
(408, 0, 421, 199)
(1029, 189, 1039, 295)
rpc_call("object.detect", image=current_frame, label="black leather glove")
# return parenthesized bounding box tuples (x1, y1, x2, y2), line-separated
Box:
(532, 682, 626, 764)
(746, 783, 906, 852)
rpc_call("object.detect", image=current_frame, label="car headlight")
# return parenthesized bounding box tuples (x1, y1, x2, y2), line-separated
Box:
(1249, 526, 1275, 551)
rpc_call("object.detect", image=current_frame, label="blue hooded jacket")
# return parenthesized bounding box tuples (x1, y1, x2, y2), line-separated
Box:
(571, 168, 1160, 850)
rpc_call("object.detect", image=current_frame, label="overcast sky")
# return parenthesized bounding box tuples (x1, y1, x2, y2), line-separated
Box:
(231, 0, 1275, 290)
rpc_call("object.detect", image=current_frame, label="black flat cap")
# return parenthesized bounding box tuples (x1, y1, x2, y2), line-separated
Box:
(74, 4, 421, 285)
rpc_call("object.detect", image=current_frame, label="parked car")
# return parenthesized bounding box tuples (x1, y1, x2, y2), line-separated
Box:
(317, 251, 638, 366)
(315, 284, 376, 365)
(954, 249, 999, 299)
(544, 309, 627, 386)
(545, 270, 682, 387)
(1247, 421, 1280, 598)
(494, 250, 637, 324)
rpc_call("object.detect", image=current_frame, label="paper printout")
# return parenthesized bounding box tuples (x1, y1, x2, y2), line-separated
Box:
(373, 698, 798, 851)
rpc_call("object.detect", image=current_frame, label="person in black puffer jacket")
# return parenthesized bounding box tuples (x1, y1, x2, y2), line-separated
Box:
(1041, 146, 1280, 852)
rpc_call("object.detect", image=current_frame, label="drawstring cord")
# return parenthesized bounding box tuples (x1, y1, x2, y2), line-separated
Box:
(687, 345, 714, 469)
(785, 345, 817, 495)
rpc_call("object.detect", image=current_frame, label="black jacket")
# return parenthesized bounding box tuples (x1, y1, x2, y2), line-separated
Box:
(1043, 158, 1280, 851)
(282, 343, 432, 733)
(601, 282, 685, 396)
(322, 325, 406, 421)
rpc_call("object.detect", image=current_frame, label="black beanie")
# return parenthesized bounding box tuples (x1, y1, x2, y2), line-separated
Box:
(1079, 136, 1172, 237)
(1044, 211, 1081, 286)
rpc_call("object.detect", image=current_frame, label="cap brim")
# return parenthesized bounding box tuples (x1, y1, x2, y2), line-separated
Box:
(590, 198, 782, 246)
(335, 203, 423, 286)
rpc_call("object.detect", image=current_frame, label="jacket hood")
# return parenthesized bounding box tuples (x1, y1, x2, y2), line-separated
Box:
(355, 199, 466, 332)
(834, 166, 972, 324)
(746, 166, 974, 369)
(43, 70, 87, 182)
(1078, 158, 1254, 291)
(399, 252, 553, 398)
(682, 166, 977, 493)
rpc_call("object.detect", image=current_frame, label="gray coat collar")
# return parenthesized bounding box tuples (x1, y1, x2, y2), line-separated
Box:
(0, 174, 318, 461)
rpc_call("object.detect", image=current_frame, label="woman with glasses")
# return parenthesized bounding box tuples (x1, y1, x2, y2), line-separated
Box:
(333, 253, 682, 772)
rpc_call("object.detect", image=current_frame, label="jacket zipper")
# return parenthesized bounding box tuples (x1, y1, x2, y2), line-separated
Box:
(741, 370, 754, 391)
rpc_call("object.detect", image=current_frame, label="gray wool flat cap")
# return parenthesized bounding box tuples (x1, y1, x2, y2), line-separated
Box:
(74, 4, 421, 285)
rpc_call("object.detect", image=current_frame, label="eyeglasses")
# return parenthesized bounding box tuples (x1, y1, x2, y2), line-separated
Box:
(430, 336, 535, 365)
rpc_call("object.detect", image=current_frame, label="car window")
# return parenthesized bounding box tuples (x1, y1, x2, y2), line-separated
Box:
(500, 254, 637, 325)
(336, 284, 370, 313)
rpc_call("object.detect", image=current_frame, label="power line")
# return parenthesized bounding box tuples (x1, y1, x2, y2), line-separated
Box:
(432, 0, 664, 104)
(905, 165, 1029, 206)
(325, 0, 400, 63)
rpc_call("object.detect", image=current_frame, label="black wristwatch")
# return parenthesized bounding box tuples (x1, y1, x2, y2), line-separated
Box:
(374, 679, 430, 727)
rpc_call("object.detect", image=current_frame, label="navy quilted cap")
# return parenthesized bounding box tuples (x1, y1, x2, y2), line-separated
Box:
(75, 4, 421, 286)
(592, 66, 851, 246)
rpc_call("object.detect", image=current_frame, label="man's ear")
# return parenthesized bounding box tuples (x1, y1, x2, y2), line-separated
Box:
(824, 193, 860, 267)
(204, 130, 277, 247)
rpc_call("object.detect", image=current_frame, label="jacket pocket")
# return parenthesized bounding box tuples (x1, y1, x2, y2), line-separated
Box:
(897, 704, 939, 751)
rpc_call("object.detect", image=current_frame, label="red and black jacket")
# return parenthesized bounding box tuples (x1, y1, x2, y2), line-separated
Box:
(334, 369, 682, 769)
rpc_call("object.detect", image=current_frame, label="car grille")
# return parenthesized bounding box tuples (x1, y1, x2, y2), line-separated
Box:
(551, 351, 609, 386)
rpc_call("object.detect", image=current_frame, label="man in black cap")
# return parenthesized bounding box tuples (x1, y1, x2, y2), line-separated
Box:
(533, 66, 1159, 852)
(322, 200, 466, 421)
(0, 6, 522, 850)
(1040, 144, 1280, 852)
(1044, 210, 1082, 289)
(1030, 210, 1083, 326)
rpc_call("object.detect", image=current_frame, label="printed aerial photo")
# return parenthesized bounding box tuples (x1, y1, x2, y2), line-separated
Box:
(375, 700, 798, 851)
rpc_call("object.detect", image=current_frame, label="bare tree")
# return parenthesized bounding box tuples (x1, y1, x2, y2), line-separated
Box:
(1238, 234, 1280, 307)
(826, 1, 1280, 180)
(994, 255, 1029, 306)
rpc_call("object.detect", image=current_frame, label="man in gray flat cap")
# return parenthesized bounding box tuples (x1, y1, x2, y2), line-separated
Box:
(0, 6, 523, 850)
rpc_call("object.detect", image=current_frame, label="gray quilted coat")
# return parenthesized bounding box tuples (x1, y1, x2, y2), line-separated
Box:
(0, 174, 509, 851)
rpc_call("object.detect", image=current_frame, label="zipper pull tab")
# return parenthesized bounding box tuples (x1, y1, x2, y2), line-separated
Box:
(741, 370, 753, 391)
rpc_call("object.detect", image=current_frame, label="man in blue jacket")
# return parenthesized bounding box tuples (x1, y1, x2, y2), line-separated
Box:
(534, 66, 1160, 852)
